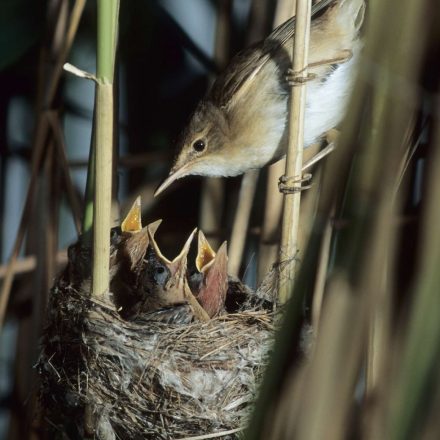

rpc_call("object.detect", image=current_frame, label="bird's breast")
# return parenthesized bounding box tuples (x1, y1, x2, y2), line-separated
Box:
(303, 46, 360, 145)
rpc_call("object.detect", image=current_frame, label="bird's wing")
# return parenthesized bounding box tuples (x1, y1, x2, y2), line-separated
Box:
(211, 0, 336, 107)
(267, 0, 336, 48)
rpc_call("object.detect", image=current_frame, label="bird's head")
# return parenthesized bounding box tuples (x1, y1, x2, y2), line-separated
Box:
(155, 101, 239, 196)
(119, 197, 162, 269)
(141, 227, 197, 310)
(110, 196, 162, 275)
(189, 231, 228, 318)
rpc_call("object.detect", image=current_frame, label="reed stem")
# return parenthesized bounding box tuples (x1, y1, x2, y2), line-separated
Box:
(278, 0, 311, 303)
(229, 170, 259, 276)
(91, 0, 119, 298)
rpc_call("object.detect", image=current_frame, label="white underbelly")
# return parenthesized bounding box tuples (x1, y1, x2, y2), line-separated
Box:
(304, 50, 359, 146)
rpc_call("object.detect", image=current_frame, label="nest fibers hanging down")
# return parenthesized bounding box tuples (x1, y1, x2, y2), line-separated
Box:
(38, 225, 277, 439)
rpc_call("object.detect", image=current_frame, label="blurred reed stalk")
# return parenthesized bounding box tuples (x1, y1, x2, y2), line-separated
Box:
(376, 3, 440, 437)
(198, 0, 231, 250)
(257, 0, 292, 284)
(82, 2, 120, 435)
(229, 170, 259, 276)
(247, 0, 440, 438)
(256, 1, 340, 289)
(0, 0, 86, 332)
(91, 0, 120, 299)
(278, 0, 311, 303)
(228, 0, 271, 277)
(0, 1, 86, 437)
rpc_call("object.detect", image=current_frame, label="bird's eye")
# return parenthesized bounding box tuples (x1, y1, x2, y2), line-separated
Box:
(153, 264, 168, 285)
(192, 139, 206, 152)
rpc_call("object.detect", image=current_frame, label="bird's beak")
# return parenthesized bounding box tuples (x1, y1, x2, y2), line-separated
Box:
(146, 227, 210, 321)
(196, 230, 217, 273)
(147, 226, 197, 282)
(154, 162, 193, 197)
(169, 228, 197, 279)
(196, 240, 228, 318)
(120, 196, 162, 268)
(121, 196, 142, 232)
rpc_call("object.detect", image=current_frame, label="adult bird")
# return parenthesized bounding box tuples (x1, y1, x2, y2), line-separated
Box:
(155, 0, 366, 196)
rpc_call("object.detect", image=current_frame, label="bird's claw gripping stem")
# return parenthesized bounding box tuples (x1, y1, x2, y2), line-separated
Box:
(278, 173, 312, 194)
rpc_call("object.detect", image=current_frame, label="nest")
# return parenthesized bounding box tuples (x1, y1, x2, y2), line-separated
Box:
(38, 255, 276, 439)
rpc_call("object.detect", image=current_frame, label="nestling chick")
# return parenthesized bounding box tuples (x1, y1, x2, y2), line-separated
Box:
(188, 231, 228, 318)
(136, 227, 210, 323)
(110, 197, 161, 277)
(64, 197, 160, 295)
(109, 197, 162, 317)
(155, 0, 366, 196)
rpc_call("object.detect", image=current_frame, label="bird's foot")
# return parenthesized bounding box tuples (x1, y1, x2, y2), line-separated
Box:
(286, 49, 353, 86)
(278, 173, 312, 194)
(302, 139, 337, 171)
(308, 49, 353, 69)
(286, 68, 317, 86)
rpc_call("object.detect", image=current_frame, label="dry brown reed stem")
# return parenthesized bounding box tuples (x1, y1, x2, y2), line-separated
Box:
(258, 141, 327, 283)
(383, 127, 440, 439)
(47, 111, 82, 233)
(363, 85, 393, 398)
(199, 0, 231, 249)
(307, 133, 337, 333)
(323, 0, 429, 433)
(45, 0, 87, 107)
(248, 1, 402, 435)
(311, 203, 333, 330)
(280, 73, 407, 440)
(258, 159, 285, 283)
(0, 252, 68, 280)
(364, 119, 416, 395)
(229, 170, 259, 276)
(43, 138, 59, 312)
(199, 180, 224, 249)
(257, 0, 294, 284)
(0, 0, 86, 333)
(382, 36, 440, 439)
(296, 277, 366, 440)
(0, 119, 48, 331)
(278, 0, 311, 303)
(296, 143, 322, 255)
(359, 1, 431, 420)
(228, 0, 272, 277)
(67, 151, 170, 169)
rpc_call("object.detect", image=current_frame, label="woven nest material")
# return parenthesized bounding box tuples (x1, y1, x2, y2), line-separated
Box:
(38, 262, 277, 439)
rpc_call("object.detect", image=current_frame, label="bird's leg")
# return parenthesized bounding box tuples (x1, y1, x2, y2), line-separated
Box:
(302, 128, 339, 171)
(286, 49, 353, 86)
(279, 128, 340, 194)
(302, 142, 335, 171)
(286, 66, 317, 86)
(278, 173, 313, 194)
(308, 49, 353, 69)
